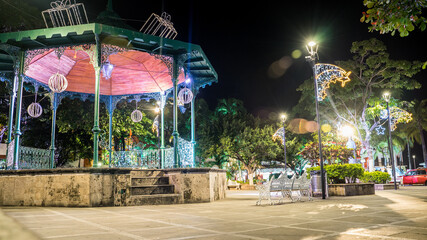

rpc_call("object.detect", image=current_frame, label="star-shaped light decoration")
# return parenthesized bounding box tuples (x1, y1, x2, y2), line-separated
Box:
(375, 125, 386, 135)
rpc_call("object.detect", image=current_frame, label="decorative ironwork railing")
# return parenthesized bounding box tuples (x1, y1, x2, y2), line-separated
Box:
(109, 138, 194, 169)
(111, 149, 160, 168)
(19, 146, 51, 169)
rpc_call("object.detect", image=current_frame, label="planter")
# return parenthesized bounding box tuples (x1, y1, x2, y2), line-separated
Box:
(375, 183, 398, 190)
(328, 183, 375, 196)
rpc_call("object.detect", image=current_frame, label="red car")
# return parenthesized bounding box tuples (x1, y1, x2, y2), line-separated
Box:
(403, 168, 427, 185)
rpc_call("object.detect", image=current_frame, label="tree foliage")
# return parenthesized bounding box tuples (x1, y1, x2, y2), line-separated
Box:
(361, 0, 427, 37)
(294, 38, 423, 171)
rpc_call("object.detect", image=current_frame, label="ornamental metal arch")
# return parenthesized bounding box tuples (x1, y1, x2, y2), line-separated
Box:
(0, 10, 217, 170)
(314, 63, 351, 101)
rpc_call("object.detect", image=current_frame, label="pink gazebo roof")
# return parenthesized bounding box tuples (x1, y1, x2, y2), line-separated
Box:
(25, 47, 185, 95)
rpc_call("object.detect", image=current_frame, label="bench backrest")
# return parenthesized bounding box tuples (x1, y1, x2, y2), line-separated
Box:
(293, 172, 311, 190)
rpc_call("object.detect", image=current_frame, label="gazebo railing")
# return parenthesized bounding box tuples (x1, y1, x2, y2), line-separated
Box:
(18, 146, 51, 169)
(111, 149, 161, 168)
(110, 138, 194, 169)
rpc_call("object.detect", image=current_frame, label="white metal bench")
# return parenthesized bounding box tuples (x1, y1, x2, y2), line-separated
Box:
(256, 173, 312, 205)
(227, 179, 241, 190)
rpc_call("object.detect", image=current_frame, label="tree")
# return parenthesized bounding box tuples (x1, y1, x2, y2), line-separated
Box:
(196, 98, 254, 166)
(298, 141, 355, 166)
(295, 38, 423, 171)
(401, 99, 427, 167)
(361, 0, 427, 37)
(221, 125, 282, 185)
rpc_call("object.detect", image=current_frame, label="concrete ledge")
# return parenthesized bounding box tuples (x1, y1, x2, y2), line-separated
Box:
(375, 183, 399, 190)
(328, 183, 375, 196)
(0, 168, 226, 207)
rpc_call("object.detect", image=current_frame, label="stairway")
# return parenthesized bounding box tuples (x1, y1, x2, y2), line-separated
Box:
(128, 170, 181, 205)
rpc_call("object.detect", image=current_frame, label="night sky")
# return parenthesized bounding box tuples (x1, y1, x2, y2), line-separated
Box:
(27, 0, 427, 116)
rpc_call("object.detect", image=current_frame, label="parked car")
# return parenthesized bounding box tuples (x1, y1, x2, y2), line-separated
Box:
(386, 167, 404, 184)
(402, 168, 427, 185)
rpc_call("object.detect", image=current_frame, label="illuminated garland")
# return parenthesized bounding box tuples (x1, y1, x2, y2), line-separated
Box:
(272, 127, 285, 145)
(314, 63, 351, 101)
(379, 106, 413, 131)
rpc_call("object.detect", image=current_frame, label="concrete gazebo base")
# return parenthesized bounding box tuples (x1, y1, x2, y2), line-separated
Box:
(0, 168, 226, 207)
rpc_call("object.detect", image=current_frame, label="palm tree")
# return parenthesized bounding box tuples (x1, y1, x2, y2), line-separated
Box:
(402, 99, 427, 167)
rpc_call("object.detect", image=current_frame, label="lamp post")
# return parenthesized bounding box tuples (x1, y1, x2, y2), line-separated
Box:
(280, 114, 287, 169)
(412, 155, 416, 169)
(305, 41, 326, 199)
(383, 92, 397, 190)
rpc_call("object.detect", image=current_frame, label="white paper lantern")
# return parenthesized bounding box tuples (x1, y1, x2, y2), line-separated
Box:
(27, 102, 43, 118)
(178, 87, 193, 104)
(48, 72, 68, 93)
(131, 109, 143, 123)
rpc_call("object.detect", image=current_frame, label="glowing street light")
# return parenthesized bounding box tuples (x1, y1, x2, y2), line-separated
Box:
(383, 91, 397, 190)
(280, 114, 287, 169)
(412, 155, 416, 169)
(305, 40, 326, 199)
(340, 125, 354, 137)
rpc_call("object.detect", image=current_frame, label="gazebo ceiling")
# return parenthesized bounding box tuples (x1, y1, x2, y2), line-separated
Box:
(0, 23, 217, 94)
(25, 48, 185, 95)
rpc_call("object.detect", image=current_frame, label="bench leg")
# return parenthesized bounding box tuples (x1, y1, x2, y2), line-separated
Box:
(281, 189, 293, 202)
(256, 187, 271, 205)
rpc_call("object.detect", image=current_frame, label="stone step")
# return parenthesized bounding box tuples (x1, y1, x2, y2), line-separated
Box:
(130, 170, 164, 178)
(130, 185, 174, 195)
(131, 177, 169, 186)
(128, 194, 181, 205)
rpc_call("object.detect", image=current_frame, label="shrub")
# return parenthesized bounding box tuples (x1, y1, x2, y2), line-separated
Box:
(307, 164, 365, 184)
(361, 171, 391, 184)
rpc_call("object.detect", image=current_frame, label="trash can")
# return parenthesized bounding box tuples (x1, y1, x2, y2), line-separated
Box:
(310, 170, 328, 198)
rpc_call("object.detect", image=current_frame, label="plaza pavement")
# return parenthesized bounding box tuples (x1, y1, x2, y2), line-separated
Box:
(1, 185, 426, 240)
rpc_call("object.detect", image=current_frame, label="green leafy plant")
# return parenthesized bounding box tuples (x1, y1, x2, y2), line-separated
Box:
(361, 171, 391, 184)
(307, 164, 365, 184)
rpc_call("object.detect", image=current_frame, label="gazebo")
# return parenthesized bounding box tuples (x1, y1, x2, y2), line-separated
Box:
(0, 1, 217, 170)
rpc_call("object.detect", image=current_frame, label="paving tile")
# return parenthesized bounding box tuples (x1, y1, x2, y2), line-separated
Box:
(291, 220, 372, 232)
(241, 226, 330, 240)
(130, 226, 216, 239)
(2, 186, 427, 240)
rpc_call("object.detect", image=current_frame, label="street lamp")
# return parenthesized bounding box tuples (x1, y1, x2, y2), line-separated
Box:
(305, 41, 326, 199)
(412, 155, 416, 169)
(383, 92, 397, 190)
(280, 114, 287, 169)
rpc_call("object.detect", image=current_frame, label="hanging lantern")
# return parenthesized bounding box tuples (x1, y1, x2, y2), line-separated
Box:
(178, 87, 193, 104)
(131, 109, 143, 123)
(101, 61, 114, 79)
(48, 72, 68, 93)
(27, 102, 43, 118)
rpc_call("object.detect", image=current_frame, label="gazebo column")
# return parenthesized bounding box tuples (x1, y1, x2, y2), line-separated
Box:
(49, 93, 59, 169)
(190, 87, 197, 167)
(92, 36, 102, 167)
(108, 96, 113, 168)
(12, 51, 25, 170)
(5, 75, 17, 168)
(159, 92, 166, 169)
(172, 56, 180, 168)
